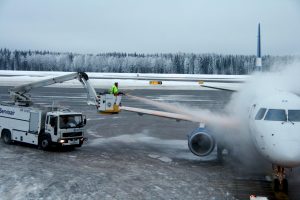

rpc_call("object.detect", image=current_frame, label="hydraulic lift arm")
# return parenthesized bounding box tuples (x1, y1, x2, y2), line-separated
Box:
(9, 72, 122, 114)
(10, 72, 89, 105)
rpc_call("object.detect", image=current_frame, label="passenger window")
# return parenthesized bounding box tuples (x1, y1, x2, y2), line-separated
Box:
(255, 108, 267, 120)
(264, 109, 287, 121)
(288, 110, 300, 122)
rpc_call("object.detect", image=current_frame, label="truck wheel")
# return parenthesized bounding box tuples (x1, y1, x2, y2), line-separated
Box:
(2, 130, 12, 144)
(39, 136, 51, 150)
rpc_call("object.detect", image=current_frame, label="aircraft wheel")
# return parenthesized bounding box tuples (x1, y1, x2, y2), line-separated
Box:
(282, 179, 288, 194)
(273, 179, 280, 192)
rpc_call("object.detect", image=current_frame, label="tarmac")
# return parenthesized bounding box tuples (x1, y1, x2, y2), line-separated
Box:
(0, 86, 299, 200)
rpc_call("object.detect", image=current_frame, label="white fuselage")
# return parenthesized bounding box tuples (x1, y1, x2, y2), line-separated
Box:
(249, 92, 300, 168)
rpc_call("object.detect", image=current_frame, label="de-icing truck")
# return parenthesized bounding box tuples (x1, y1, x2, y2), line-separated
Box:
(0, 72, 122, 150)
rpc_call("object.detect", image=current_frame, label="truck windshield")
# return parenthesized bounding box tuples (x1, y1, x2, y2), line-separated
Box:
(264, 109, 287, 121)
(59, 115, 83, 129)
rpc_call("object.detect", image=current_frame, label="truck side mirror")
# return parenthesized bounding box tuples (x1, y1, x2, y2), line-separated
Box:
(50, 119, 55, 127)
(50, 117, 57, 127)
(83, 115, 87, 125)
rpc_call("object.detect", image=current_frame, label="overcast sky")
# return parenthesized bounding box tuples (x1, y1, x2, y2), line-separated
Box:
(0, 0, 299, 55)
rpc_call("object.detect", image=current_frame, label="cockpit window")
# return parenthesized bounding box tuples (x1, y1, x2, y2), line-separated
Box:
(288, 110, 300, 122)
(264, 109, 287, 121)
(255, 108, 267, 120)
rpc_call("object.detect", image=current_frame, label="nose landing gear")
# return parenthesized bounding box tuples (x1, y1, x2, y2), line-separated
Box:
(272, 165, 288, 194)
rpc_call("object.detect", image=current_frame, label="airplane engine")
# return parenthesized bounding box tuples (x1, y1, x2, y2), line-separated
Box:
(187, 128, 215, 157)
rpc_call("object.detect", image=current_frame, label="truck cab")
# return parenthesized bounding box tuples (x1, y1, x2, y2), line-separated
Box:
(40, 111, 86, 149)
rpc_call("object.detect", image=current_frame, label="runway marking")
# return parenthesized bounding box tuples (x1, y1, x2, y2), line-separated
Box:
(148, 154, 173, 163)
(148, 154, 160, 159)
(88, 133, 187, 149)
(151, 98, 215, 102)
(32, 95, 87, 99)
(158, 156, 172, 163)
(87, 133, 220, 161)
(87, 118, 105, 121)
(145, 95, 215, 102)
(154, 185, 163, 191)
(88, 133, 103, 138)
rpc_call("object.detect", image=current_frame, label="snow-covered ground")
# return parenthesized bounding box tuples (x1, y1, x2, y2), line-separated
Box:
(1, 87, 277, 200)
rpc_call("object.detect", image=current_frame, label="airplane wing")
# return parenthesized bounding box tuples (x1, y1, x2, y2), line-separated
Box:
(200, 82, 241, 92)
(91, 73, 245, 92)
(120, 106, 200, 122)
(120, 94, 238, 128)
(0, 70, 246, 92)
(115, 75, 240, 123)
(89, 73, 246, 92)
(89, 74, 247, 83)
(0, 70, 248, 83)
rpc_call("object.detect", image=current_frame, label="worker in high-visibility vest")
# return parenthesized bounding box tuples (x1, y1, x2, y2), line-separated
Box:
(110, 82, 119, 96)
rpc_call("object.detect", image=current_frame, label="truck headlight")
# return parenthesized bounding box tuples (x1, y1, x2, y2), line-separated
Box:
(59, 139, 66, 143)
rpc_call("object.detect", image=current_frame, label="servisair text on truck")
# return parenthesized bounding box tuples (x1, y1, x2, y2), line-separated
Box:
(0, 72, 122, 150)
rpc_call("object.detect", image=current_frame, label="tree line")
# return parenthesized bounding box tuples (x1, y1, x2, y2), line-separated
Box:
(0, 48, 297, 74)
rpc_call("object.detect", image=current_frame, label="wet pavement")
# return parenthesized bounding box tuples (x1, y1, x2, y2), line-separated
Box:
(0, 87, 299, 200)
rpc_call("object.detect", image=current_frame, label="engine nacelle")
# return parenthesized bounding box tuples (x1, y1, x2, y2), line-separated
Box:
(187, 128, 215, 157)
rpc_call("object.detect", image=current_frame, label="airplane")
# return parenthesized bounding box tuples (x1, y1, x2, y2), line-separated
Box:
(117, 23, 300, 194)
